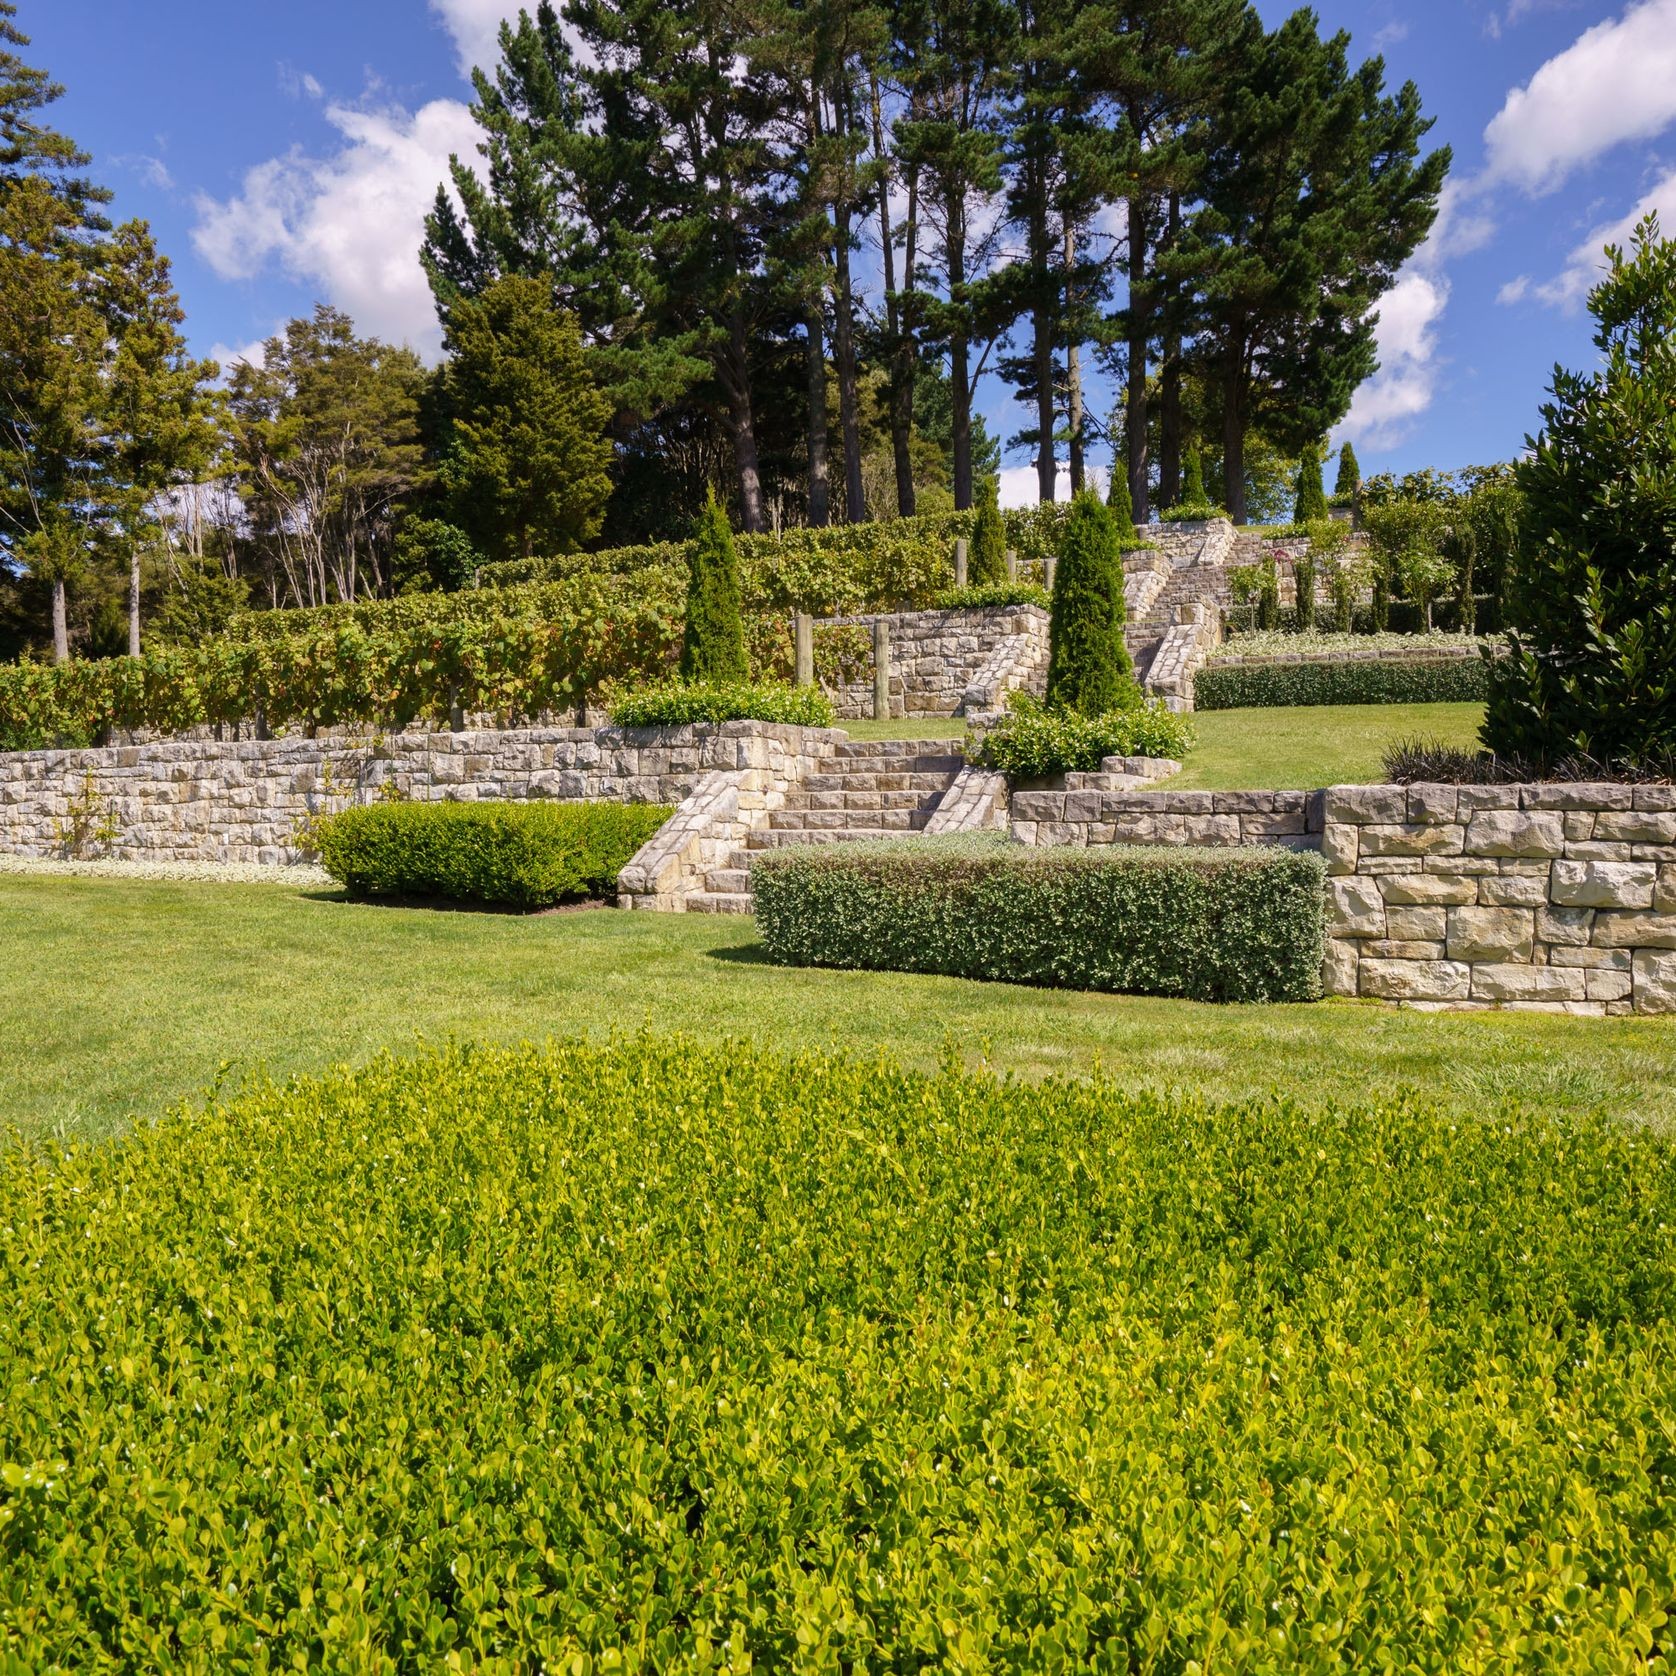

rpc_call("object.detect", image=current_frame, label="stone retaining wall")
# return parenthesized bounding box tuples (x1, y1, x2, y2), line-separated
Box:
(0, 722, 841, 867)
(821, 605, 1048, 718)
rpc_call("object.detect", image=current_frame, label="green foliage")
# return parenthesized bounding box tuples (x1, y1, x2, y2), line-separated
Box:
(1293, 443, 1328, 524)
(932, 581, 1051, 610)
(1195, 655, 1491, 710)
(9, 1034, 1676, 1660)
(756, 840, 1326, 1002)
(969, 481, 1007, 585)
(1183, 442, 1207, 505)
(1257, 554, 1281, 630)
(1486, 215, 1676, 767)
(314, 799, 670, 908)
(1293, 551, 1317, 631)
(391, 518, 481, 593)
(974, 693, 1194, 778)
(1046, 491, 1135, 715)
(679, 491, 748, 683)
(1106, 457, 1136, 539)
(1333, 440, 1360, 501)
(607, 678, 835, 727)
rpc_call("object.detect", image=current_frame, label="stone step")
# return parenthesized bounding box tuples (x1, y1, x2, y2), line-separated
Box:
(784, 787, 943, 813)
(768, 807, 924, 833)
(746, 825, 921, 849)
(831, 751, 966, 772)
(705, 868, 752, 895)
(800, 768, 962, 794)
(685, 890, 754, 914)
(833, 738, 961, 758)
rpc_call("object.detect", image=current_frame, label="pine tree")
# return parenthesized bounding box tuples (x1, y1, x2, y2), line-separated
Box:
(441, 275, 613, 564)
(969, 480, 1006, 583)
(1046, 490, 1134, 715)
(0, 3, 108, 224)
(680, 490, 749, 683)
(1485, 215, 1676, 766)
(1293, 443, 1328, 524)
(1106, 456, 1136, 541)
(1333, 440, 1360, 501)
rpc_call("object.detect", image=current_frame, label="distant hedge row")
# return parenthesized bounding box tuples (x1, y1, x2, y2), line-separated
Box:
(1195, 654, 1491, 710)
(754, 837, 1327, 1003)
(11, 1034, 1669, 1664)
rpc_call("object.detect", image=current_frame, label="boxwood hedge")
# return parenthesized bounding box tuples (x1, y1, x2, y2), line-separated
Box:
(314, 799, 671, 908)
(754, 836, 1326, 1002)
(4, 1037, 1673, 1668)
(1195, 654, 1490, 710)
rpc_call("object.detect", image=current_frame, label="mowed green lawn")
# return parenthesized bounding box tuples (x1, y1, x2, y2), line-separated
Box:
(842, 700, 1486, 789)
(4, 871, 1672, 1143)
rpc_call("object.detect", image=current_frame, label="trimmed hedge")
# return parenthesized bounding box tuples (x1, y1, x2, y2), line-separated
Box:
(974, 696, 1194, 779)
(1195, 654, 1491, 710)
(314, 799, 671, 908)
(755, 837, 1326, 1002)
(931, 581, 1050, 610)
(7, 1036, 1675, 1666)
(607, 678, 835, 728)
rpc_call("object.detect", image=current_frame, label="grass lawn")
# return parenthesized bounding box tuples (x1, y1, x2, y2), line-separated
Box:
(4, 872, 1671, 1142)
(843, 701, 1486, 789)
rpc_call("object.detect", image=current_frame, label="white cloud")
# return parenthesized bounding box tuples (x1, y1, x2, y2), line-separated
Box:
(278, 63, 324, 100)
(207, 338, 270, 377)
(191, 95, 483, 360)
(429, 0, 523, 77)
(1336, 268, 1450, 452)
(1531, 164, 1676, 307)
(1495, 274, 1530, 305)
(996, 464, 1111, 508)
(1481, 0, 1676, 194)
(1372, 20, 1410, 49)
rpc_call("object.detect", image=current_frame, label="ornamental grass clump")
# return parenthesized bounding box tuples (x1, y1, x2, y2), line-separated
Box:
(5, 1034, 1674, 1666)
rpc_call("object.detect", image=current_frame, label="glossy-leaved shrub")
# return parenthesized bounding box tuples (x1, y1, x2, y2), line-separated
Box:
(313, 799, 671, 908)
(4, 1035, 1676, 1665)
(973, 693, 1193, 778)
(607, 679, 836, 727)
(755, 838, 1326, 1001)
(1195, 655, 1490, 710)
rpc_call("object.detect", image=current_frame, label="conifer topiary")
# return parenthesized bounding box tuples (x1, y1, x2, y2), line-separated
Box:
(679, 489, 748, 683)
(1106, 461, 1137, 542)
(970, 479, 1006, 584)
(1046, 491, 1136, 716)
(1294, 444, 1329, 524)
(1181, 445, 1209, 509)
(1333, 441, 1361, 502)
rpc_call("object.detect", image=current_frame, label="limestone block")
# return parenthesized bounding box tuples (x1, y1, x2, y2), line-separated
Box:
(1186, 815, 1242, 845)
(1593, 912, 1676, 949)
(1549, 860, 1657, 909)
(1384, 905, 1447, 941)
(1242, 811, 1307, 841)
(1659, 866, 1676, 914)
(1360, 958, 1471, 1001)
(1447, 906, 1535, 962)
(1322, 784, 1407, 824)
(1366, 939, 1447, 960)
(1328, 875, 1387, 937)
(1406, 784, 1458, 825)
(1470, 963, 1587, 1002)
(1361, 857, 1423, 874)
(1563, 842, 1636, 862)
(1548, 946, 1631, 970)
(1633, 786, 1676, 812)
(1633, 949, 1676, 1013)
(1463, 811, 1565, 858)
(1322, 823, 1358, 875)
(1535, 905, 1592, 946)
(1586, 967, 1634, 1003)
(1520, 782, 1634, 811)
(1561, 812, 1596, 843)
(1433, 856, 1499, 875)
(1477, 874, 1548, 907)
(1379, 872, 1478, 906)
(1596, 811, 1676, 844)
(1457, 785, 1522, 813)
(1321, 938, 1360, 997)
(1360, 822, 1465, 858)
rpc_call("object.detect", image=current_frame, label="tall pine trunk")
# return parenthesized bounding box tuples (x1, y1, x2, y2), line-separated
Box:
(871, 76, 916, 517)
(129, 549, 141, 658)
(804, 304, 830, 526)
(1125, 183, 1150, 523)
(1221, 343, 1248, 525)
(724, 316, 767, 533)
(1029, 167, 1055, 503)
(1065, 223, 1084, 495)
(51, 577, 69, 664)
(1158, 195, 1183, 509)
(831, 85, 865, 522)
(947, 190, 972, 510)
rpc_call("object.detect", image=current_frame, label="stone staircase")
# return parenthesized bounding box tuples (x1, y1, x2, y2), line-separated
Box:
(1127, 561, 1234, 682)
(690, 738, 967, 912)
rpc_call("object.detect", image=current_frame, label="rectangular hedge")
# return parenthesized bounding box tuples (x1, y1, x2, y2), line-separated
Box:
(1195, 654, 1490, 710)
(753, 836, 1326, 1002)
(314, 799, 671, 909)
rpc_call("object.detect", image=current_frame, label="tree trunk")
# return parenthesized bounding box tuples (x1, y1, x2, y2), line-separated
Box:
(1221, 350, 1248, 525)
(51, 577, 69, 664)
(871, 75, 916, 518)
(725, 318, 767, 533)
(1031, 173, 1055, 504)
(1158, 194, 1183, 509)
(831, 86, 865, 522)
(947, 190, 972, 511)
(1065, 222, 1084, 495)
(1125, 188, 1150, 523)
(804, 303, 830, 527)
(129, 549, 141, 658)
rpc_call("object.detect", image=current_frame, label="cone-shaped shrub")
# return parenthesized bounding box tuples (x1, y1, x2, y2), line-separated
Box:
(1334, 441, 1361, 501)
(1182, 445, 1208, 508)
(680, 489, 748, 683)
(1046, 491, 1136, 716)
(1294, 445, 1329, 524)
(1106, 462, 1137, 542)
(970, 481, 1006, 584)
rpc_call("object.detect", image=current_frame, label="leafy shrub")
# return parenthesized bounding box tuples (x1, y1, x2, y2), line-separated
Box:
(391, 517, 481, 593)
(7, 1035, 1676, 1664)
(932, 581, 1051, 610)
(755, 838, 1326, 1002)
(1293, 551, 1317, 631)
(607, 678, 836, 727)
(1196, 655, 1491, 710)
(974, 693, 1193, 778)
(1046, 491, 1135, 714)
(679, 491, 748, 683)
(313, 799, 671, 908)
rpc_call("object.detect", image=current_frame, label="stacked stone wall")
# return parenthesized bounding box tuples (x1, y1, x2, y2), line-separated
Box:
(821, 605, 1048, 718)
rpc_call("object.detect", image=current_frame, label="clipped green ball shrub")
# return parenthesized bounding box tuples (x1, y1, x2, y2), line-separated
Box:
(8, 1035, 1676, 1666)
(313, 799, 671, 908)
(1194, 655, 1491, 710)
(607, 678, 836, 727)
(755, 837, 1326, 1002)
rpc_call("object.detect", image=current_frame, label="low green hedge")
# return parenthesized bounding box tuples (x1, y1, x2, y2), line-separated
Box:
(754, 836, 1326, 1002)
(313, 799, 671, 908)
(931, 581, 1051, 610)
(1195, 654, 1491, 710)
(973, 696, 1195, 779)
(606, 678, 836, 728)
(5, 1035, 1673, 1666)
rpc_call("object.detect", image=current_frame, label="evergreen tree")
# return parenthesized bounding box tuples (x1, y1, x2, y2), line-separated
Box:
(1293, 443, 1328, 524)
(1333, 440, 1360, 501)
(969, 479, 1006, 583)
(680, 489, 749, 682)
(1180, 442, 1209, 508)
(1046, 489, 1134, 714)
(1106, 454, 1136, 540)
(1485, 216, 1676, 766)
(441, 275, 613, 564)
(0, 2, 108, 224)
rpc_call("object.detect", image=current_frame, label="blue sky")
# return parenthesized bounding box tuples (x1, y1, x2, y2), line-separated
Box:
(27, 0, 1676, 504)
